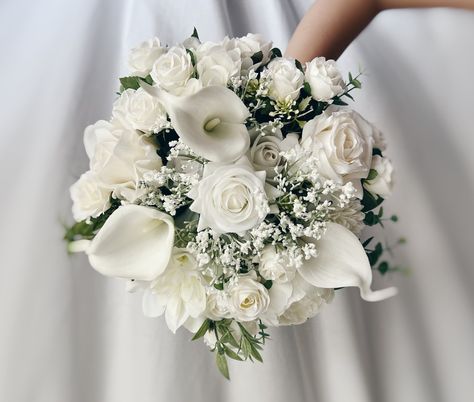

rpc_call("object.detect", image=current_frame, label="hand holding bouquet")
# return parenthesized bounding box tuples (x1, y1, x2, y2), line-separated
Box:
(66, 29, 399, 379)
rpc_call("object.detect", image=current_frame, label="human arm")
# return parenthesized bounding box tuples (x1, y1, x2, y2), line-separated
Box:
(285, 0, 474, 62)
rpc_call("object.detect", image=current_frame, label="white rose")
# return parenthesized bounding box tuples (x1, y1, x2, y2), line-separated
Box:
(128, 37, 166, 78)
(196, 43, 241, 87)
(70, 171, 111, 222)
(265, 58, 304, 104)
(150, 46, 194, 94)
(142, 248, 206, 333)
(278, 286, 334, 326)
(112, 88, 167, 133)
(305, 57, 345, 101)
(188, 156, 270, 234)
(206, 289, 232, 320)
(363, 155, 394, 198)
(222, 34, 272, 73)
(84, 120, 162, 202)
(301, 109, 374, 196)
(227, 273, 270, 321)
(258, 245, 296, 283)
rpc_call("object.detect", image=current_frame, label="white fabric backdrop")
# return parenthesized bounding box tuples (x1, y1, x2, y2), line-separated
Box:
(0, 1, 473, 401)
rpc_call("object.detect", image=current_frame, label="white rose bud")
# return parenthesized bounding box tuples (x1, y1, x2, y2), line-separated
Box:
(301, 109, 374, 197)
(248, 130, 286, 180)
(364, 155, 394, 198)
(151, 46, 194, 94)
(196, 43, 241, 87)
(70, 171, 111, 222)
(112, 88, 167, 134)
(265, 58, 304, 104)
(228, 273, 270, 321)
(258, 245, 296, 283)
(128, 37, 166, 78)
(222, 34, 272, 73)
(305, 57, 345, 101)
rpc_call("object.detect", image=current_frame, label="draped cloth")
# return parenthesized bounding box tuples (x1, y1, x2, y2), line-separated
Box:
(0, 1, 473, 401)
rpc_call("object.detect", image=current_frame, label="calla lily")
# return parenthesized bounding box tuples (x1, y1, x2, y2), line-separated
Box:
(298, 222, 397, 302)
(141, 81, 250, 162)
(86, 205, 174, 281)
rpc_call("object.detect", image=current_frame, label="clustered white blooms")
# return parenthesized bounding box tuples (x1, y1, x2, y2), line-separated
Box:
(67, 30, 398, 378)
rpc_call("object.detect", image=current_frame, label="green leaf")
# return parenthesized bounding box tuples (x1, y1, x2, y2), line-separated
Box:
(251, 50, 263, 64)
(263, 280, 273, 289)
(119, 76, 142, 91)
(64, 199, 120, 243)
(332, 97, 348, 106)
(364, 211, 379, 226)
(224, 346, 243, 361)
(270, 48, 282, 60)
(213, 282, 224, 290)
(362, 236, 374, 248)
(191, 319, 211, 341)
(372, 148, 383, 157)
(352, 78, 362, 88)
(221, 330, 240, 349)
(378, 207, 384, 218)
(240, 337, 252, 360)
(368, 242, 383, 266)
(303, 82, 312, 96)
(348, 72, 353, 82)
(378, 261, 389, 275)
(344, 92, 354, 101)
(144, 75, 154, 85)
(361, 189, 384, 212)
(216, 352, 230, 380)
(186, 48, 196, 66)
(294, 59, 304, 72)
(249, 344, 263, 363)
(191, 27, 200, 39)
(366, 169, 378, 181)
(390, 215, 399, 222)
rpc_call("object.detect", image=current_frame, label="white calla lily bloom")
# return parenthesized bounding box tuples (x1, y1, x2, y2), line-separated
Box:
(141, 82, 250, 162)
(85, 205, 174, 281)
(298, 222, 397, 302)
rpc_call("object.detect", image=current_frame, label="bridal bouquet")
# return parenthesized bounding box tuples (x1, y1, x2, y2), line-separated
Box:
(66, 30, 399, 379)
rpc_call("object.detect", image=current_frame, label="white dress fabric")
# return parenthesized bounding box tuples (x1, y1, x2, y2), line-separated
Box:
(0, 1, 473, 401)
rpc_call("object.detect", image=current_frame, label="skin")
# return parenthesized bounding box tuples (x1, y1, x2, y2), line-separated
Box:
(285, 0, 474, 61)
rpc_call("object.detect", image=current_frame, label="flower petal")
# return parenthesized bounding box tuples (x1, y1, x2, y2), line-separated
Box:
(298, 222, 397, 301)
(86, 205, 174, 281)
(141, 82, 250, 162)
(165, 298, 187, 333)
(142, 289, 165, 317)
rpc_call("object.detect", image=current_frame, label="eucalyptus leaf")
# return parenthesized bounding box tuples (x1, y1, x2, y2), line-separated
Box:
(191, 319, 211, 341)
(216, 352, 230, 380)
